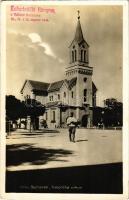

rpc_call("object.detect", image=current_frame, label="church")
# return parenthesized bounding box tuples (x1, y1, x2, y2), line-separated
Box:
(20, 12, 97, 128)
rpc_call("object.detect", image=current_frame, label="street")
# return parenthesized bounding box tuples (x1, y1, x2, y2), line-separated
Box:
(6, 128, 122, 193)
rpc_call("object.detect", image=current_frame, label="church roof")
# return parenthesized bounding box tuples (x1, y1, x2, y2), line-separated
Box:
(67, 77, 77, 89)
(20, 80, 49, 94)
(74, 19, 84, 44)
(48, 77, 77, 92)
(92, 82, 97, 92)
(47, 80, 64, 92)
(70, 16, 89, 47)
(29, 80, 50, 91)
(21, 77, 78, 94)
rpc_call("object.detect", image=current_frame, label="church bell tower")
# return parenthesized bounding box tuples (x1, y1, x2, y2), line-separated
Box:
(66, 11, 93, 108)
(69, 11, 89, 68)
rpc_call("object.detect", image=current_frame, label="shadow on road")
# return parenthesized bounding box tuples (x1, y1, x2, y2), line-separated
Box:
(6, 163, 122, 194)
(17, 129, 60, 133)
(76, 139, 88, 142)
(22, 133, 46, 136)
(8, 136, 45, 139)
(9, 134, 57, 140)
(6, 144, 73, 166)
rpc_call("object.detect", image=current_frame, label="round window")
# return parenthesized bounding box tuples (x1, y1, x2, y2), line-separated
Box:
(84, 77, 87, 82)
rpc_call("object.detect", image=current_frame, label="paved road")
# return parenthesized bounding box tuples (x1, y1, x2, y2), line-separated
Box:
(6, 128, 122, 171)
(6, 128, 122, 193)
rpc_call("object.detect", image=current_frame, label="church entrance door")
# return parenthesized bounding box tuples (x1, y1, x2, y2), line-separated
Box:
(33, 117, 39, 130)
(81, 115, 88, 127)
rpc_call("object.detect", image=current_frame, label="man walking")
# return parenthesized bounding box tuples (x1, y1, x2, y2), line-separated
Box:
(66, 112, 77, 142)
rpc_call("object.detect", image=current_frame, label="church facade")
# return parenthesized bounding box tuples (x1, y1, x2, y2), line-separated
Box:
(20, 14, 97, 128)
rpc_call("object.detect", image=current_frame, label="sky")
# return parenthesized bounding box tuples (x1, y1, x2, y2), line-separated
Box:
(6, 4, 123, 106)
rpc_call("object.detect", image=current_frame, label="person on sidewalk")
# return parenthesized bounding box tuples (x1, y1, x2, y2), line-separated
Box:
(66, 112, 77, 142)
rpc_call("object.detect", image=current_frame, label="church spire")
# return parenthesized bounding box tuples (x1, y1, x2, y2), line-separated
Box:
(74, 10, 84, 44)
(68, 11, 89, 67)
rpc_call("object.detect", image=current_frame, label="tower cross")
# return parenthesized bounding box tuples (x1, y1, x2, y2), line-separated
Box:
(77, 10, 80, 20)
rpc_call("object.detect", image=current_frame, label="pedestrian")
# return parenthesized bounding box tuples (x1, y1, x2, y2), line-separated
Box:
(66, 112, 77, 142)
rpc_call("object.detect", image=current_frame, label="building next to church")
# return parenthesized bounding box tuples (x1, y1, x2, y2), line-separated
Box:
(20, 13, 97, 129)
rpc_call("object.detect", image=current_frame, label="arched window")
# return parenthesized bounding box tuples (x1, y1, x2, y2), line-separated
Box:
(58, 94, 60, 100)
(71, 91, 74, 98)
(86, 50, 88, 62)
(46, 112, 48, 120)
(53, 111, 55, 121)
(74, 50, 77, 61)
(84, 89, 87, 102)
(64, 92, 66, 98)
(84, 51, 86, 62)
(81, 50, 83, 61)
(72, 51, 74, 62)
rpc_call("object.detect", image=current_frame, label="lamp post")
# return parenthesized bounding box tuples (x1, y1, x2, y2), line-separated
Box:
(101, 110, 105, 129)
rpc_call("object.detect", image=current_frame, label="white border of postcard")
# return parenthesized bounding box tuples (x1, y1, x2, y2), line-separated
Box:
(0, 1, 129, 200)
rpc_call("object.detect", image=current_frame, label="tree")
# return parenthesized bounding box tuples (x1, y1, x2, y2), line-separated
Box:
(6, 95, 26, 121)
(92, 106, 104, 126)
(6, 95, 46, 131)
(103, 98, 123, 127)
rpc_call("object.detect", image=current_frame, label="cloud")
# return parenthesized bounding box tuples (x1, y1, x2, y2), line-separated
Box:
(8, 31, 64, 63)
(28, 32, 64, 62)
(39, 42, 56, 59)
(28, 33, 42, 43)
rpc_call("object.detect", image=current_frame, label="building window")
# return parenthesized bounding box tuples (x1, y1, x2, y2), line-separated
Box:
(81, 50, 83, 61)
(49, 96, 53, 101)
(26, 95, 30, 99)
(53, 111, 55, 121)
(84, 77, 87, 82)
(25, 95, 31, 105)
(64, 92, 66, 98)
(49, 96, 51, 101)
(58, 94, 60, 100)
(86, 50, 88, 62)
(84, 89, 87, 102)
(84, 50, 86, 62)
(74, 50, 77, 61)
(71, 91, 74, 98)
(72, 51, 74, 62)
(46, 112, 48, 120)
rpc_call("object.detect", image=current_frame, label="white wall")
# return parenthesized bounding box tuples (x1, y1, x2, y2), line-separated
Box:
(76, 72, 92, 107)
